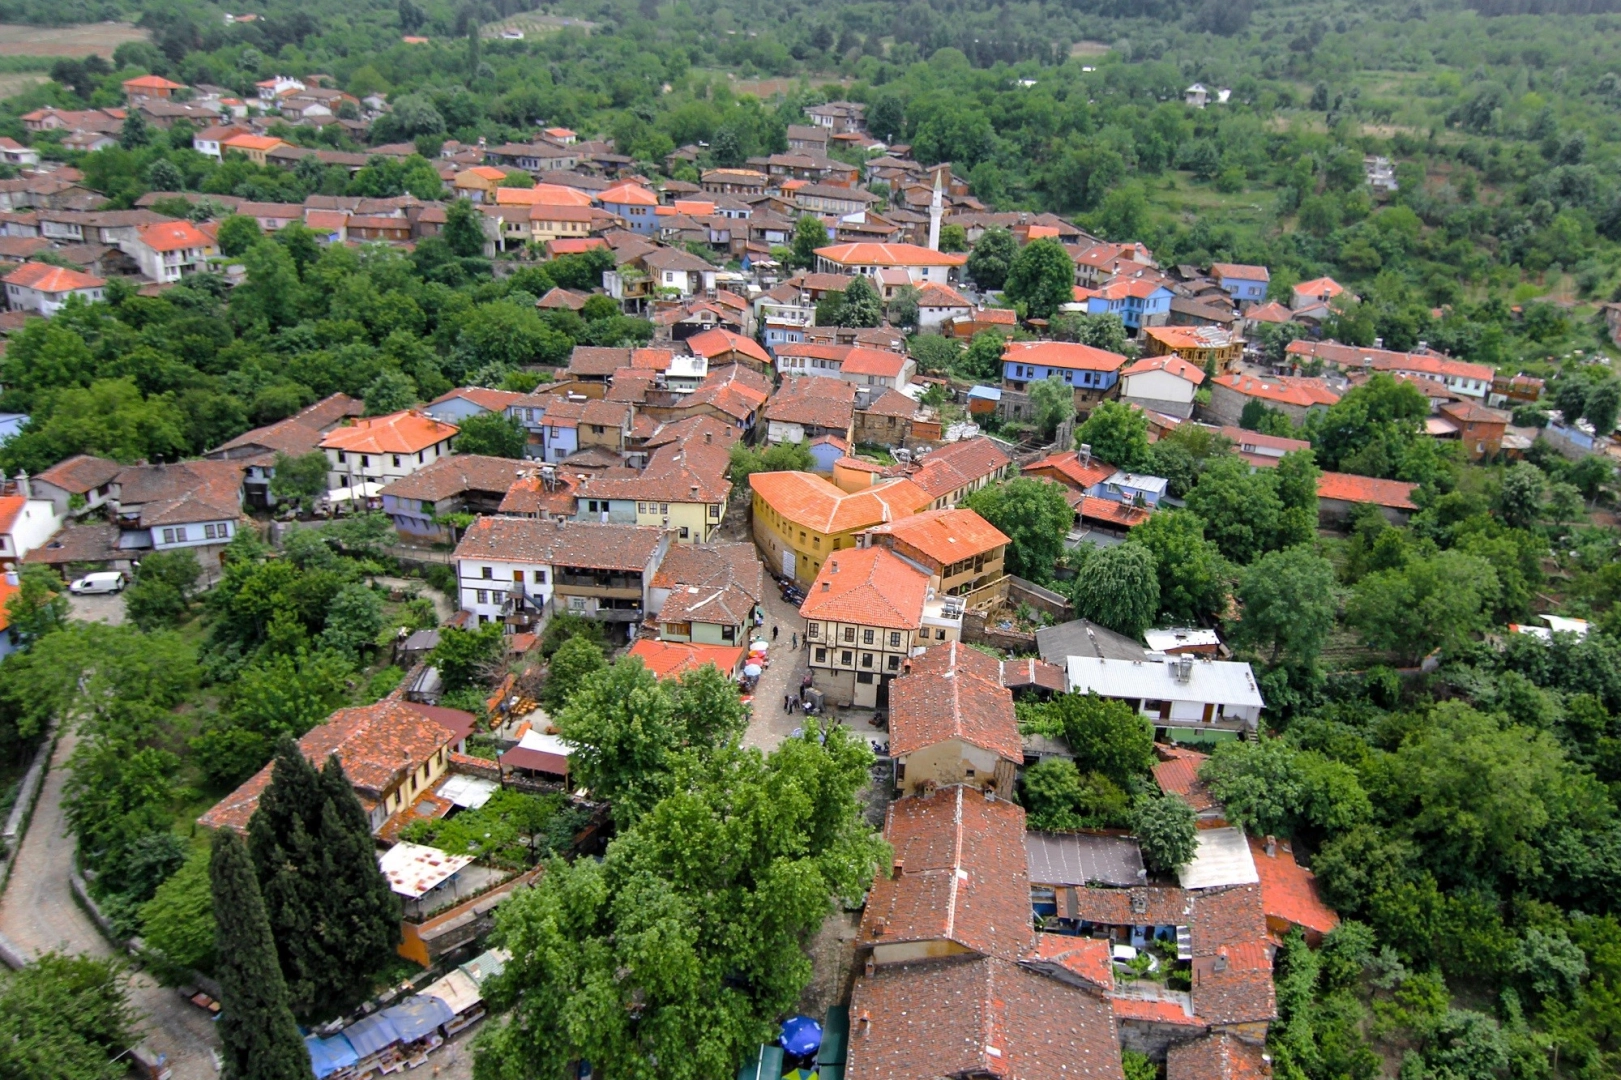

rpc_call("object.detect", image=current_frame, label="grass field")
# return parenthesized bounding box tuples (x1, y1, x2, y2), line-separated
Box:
(0, 21, 146, 58)
(480, 12, 599, 38)
(0, 72, 46, 97)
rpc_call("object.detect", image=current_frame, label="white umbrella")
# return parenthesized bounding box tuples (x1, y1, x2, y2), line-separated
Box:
(750, 639, 770, 652)
(743, 664, 762, 677)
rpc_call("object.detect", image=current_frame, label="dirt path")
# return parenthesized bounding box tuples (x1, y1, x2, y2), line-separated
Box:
(0, 731, 221, 1079)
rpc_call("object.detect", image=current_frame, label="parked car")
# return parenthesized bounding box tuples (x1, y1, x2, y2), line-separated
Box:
(69, 571, 126, 595)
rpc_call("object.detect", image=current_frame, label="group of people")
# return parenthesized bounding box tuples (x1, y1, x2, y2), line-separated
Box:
(770, 625, 800, 650)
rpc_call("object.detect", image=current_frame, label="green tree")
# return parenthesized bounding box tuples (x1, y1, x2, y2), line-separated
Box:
(1128, 510, 1229, 624)
(837, 275, 882, 327)
(216, 214, 263, 258)
(1234, 546, 1336, 666)
(269, 451, 331, 512)
(960, 477, 1073, 583)
(1003, 238, 1075, 320)
(362, 368, 417, 415)
(544, 632, 607, 708)
(1043, 692, 1154, 787)
(958, 329, 1008, 383)
(909, 333, 963, 375)
(318, 583, 384, 660)
(1184, 455, 1286, 564)
(728, 440, 813, 481)
(938, 223, 968, 253)
(789, 215, 828, 270)
(0, 954, 141, 1080)
(454, 412, 527, 458)
(1071, 544, 1160, 639)
(1074, 400, 1150, 473)
(210, 829, 313, 1080)
(1019, 757, 1131, 831)
(119, 108, 150, 149)
(1028, 376, 1075, 440)
(444, 198, 488, 258)
(1132, 795, 1198, 873)
(1497, 462, 1547, 530)
(966, 226, 1017, 291)
(142, 846, 216, 971)
(125, 550, 202, 631)
(428, 622, 504, 691)
(477, 729, 885, 1080)
(1201, 738, 1372, 840)
(4, 564, 69, 647)
(1346, 550, 1498, 663)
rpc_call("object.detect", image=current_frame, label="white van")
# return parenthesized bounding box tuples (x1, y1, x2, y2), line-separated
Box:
(69, 571, 126, 595)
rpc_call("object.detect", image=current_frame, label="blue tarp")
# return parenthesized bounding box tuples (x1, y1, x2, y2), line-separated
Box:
(382, 995, 456, 1043)
(341, 1012, 403, 1057)
(305, 1034, 359, 1079)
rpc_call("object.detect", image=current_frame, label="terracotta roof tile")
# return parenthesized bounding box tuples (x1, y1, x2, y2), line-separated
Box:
(577, 438, 732, 504)
(686, 327, 770, 365)
(626, 639, 745, 680)
(379, 454, 531, 502)
(815, 241, 967, 268)
(1023, 450, 1115, 491)
(902, 438, 1012, 500)
(1153, 745, 1217, 812)
(861, 786, 1034, 960)
(113, 460, 243, 526)
(750, 471, 931, 535)
(1210, 263, 1269, 282)
(766, 376, 857, 430)
(429, 386, 523, 413)
(1315, 471, 1418, 510)
(847, 954, 1126, 1080)
(867, 507, 1008, 568)
(498, 469, 580, 517)
(451, 516, 663, 572)
(1166, 1033, 1272, 1080)
(799, 545, 931, 630)
(1249, 837, 1339, 938)
(199, 700, 457, 832)
(1122, 354, 1207, 384)
(858, 388, 918, 419)
(1004, 340, 1128, 373)
(35, 453, 120, 494)
(320, 410, 458, 454)
(1211, 374, 1340, 409)
(890, 642, 1023, 762)
(3, 261, 104, 292)
(644, 415, 740, 450)
(1019, 933, 1115, 991)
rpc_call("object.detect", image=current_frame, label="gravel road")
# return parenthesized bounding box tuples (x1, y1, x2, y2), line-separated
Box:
(0, 731, 221, 1078)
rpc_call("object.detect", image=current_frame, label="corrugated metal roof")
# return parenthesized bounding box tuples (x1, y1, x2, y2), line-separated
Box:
(1026, 832, 1146, 887)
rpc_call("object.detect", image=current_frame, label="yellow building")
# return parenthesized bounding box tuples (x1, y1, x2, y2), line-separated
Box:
(864, 507, 1010, 608)
(1141, 324, 1244, 371)
(748, 471, 932, 586)
(575, 437, 732, 543)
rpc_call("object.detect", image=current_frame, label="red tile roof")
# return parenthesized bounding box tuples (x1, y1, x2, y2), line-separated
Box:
(452, 517, 664, 571)
(320, 410, 458, 454)
(1211, 374, 1340, 409)
(1166, 1033, 1272, 1080)
(3, 261, 104, 292)
(1078, 496, 1152, 528)
(860, 786, 1034, 961)
(902, 437, 1012, 501)
(1019, 933, 1114, 991)
(799, 545, 931, 630)
(429, 386, 523, 413)
(1246, 300, 1294, 324)
(839, 348, 910, 378)
(1210, 263, 1269, 282)
(1022, 450, 1115, 491)
(1004, 340, 1128, 373)
(765, 376, 858, 430)
(686, 327, 770, 365)
(1315, 471, 1418, 510)
(1122, 354, 1206, 384)
(1249, 837, 1339, 938)
(890, 642, 1023, 762)
(35, 453, 120, 494)
(814, 242, 967, 268)
(577, 438, 732, 504)
(199, 700, 457, 832)
(378, 453, 531, 502)
(1109, 996, 1202, 1026)
(135, 219, 214, 253)
(627, 639, 745, 680)
(751, 471, 931, 535)
(847, 955, 1126, 1080)
(867, 507, 1008, 568)
(498, 469, 580, 517)
(1153, 745, 1217, 813)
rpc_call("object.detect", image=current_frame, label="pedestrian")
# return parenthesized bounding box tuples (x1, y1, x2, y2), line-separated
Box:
(784, 694, 791, 711)
(791, 631, 798, 649)
(772, 624, 780, 641)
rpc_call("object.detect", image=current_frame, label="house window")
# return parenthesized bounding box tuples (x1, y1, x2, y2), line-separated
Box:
(536, 570, 547, 583)
(204, 524, 217, 539)
(889, 631, 902, 648)
(806, 623, 818, 638)
(513, 570, 525, 583)
(815, 648, 827, 663)
(936, 629, 947, 640)
(392, 455, 402, 467)
(863, 629, 875, 645)
(483, 566, 494, 579)
(337, 451, 347, 463)
(841, 650, 854, 666)
(709, 504, 720, 519)
(862, 653, 874, 668)
(679, 526, 690, 539)
(476, 589, 488, 604)
(361, 455, 371, 468)
(842, 627, 856, 643)
(887, 655, 901, 670)
(813, 536, 820, 548)
(660, 504, 669, 515)
(856, 672, 875, 684)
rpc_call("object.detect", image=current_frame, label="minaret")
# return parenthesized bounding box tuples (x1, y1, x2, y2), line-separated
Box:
(927, 171, 943, 251)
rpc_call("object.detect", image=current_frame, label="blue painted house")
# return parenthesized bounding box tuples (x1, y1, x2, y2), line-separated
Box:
(1211, 263, 1271, 307)
(599, 182, 661, 235)
(1071, 278, 1174, 333)
(1092, 470, 1168, 508)
(1001, 340, 1129, 408)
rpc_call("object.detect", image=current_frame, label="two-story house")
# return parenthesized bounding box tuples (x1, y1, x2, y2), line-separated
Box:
(598, 182, 660, 234)
(124, 219, 217, 283)
(1209, 263, 1270, 308)
(1063, 652, 1266, 739)
(863, 507, 1009, 607)
(647, 541, 764, 645)
(800, 544, 964, 708)
(199, 699, 462, 835)
(888, 642, 1023, 798)
(3, 262, 105, 315)
(813, 242, 967, 287)
(0, 493, 62, 569)
(573, 436, 732, 542)
(1119, 355, 1207, 420)
(1204, 374, 1340, 428)
(764, 377, 858, 446)
(205, 392, 363, 508)
(451, 516, 670, 635)
(422, 387, 524, 425)
(774, 343, 914, 392)
(750, 471, 932, 586)
(1001, 340, 1128, 409)
(379, 454, 532, 543)
(1068, 277, 1175, 333)
(109, 459, 244, 561)
(320, 410, 459, 493)
(29, 454, 121, 518)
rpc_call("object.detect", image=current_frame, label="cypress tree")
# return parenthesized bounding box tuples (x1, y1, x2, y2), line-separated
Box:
(309, 756, 401, 1016)
(248, 737, 330, 1017)
(210, 829, 314, 1080)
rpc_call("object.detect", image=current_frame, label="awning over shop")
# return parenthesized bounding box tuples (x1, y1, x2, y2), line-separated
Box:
(305, 1034, 359, 1079)
(382, 994, 456, 1043)
(422, 968, 483, 1016)
(341, 1012, 402, 1057)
